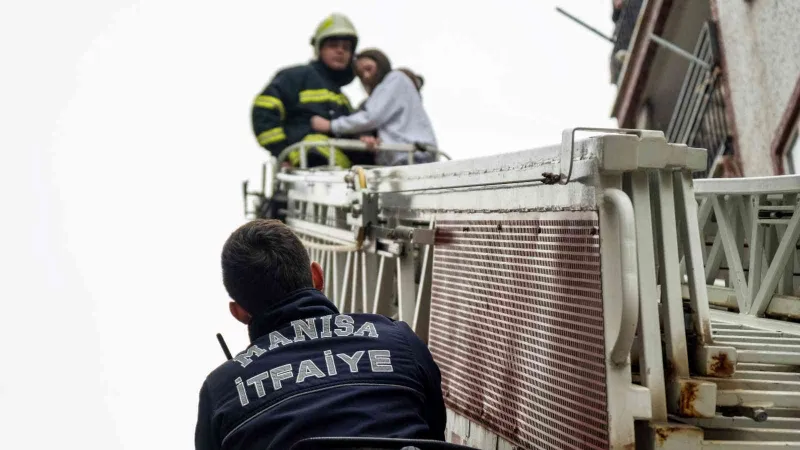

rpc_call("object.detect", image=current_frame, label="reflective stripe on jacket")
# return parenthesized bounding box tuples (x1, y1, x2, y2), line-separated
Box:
(252, 61, 357, 168)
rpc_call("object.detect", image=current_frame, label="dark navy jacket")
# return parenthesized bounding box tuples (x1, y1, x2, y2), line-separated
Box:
(194, 288, 446, 450)
(251, 60, 376, 168)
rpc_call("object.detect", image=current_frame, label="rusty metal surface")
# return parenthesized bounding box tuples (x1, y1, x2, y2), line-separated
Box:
(709, 352, 736, 377)
(679, 381, 701, 417)
(428, 213, 608, 450)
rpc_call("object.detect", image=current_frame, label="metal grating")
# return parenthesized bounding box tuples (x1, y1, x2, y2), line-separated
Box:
(428, 215, 608, 450)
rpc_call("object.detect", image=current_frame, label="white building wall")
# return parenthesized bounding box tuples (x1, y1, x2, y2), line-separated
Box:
(715, 0, 800, 176)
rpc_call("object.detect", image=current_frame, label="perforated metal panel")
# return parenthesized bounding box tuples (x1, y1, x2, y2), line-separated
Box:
(428, 214, 608, 450)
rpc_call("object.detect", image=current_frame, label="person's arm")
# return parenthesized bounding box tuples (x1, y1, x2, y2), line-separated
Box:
(330, 73, 405, 136)
(398, 322, 447, 440)
(194, 381, 220, 450)
(252, 71, 294, 158)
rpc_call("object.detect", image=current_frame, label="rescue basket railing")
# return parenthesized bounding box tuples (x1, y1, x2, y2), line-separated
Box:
(242, 139, 451, 219)
(276, 138, 452, 169)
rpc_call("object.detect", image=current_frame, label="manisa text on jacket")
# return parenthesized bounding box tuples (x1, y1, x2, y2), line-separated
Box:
(231, 314, 390, 406)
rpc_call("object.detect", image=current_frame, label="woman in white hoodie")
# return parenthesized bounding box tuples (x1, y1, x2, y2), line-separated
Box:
(310, 48, 438, 166)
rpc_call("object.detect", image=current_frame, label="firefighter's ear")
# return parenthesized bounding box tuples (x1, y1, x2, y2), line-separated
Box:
(310, 261, 324, 292)
(229, 301, 251, 325)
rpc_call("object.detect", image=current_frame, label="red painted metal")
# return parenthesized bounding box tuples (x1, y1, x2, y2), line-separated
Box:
(429, 215, 608, 450)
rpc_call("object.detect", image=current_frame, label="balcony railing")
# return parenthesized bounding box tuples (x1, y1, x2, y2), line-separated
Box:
(665, 21, 732, 178)
(611, 0, 644, 83)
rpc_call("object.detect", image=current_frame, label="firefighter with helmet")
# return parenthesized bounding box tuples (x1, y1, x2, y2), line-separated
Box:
(251, 13, 374, 169)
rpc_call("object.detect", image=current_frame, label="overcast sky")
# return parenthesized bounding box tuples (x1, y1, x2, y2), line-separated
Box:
(1, 1, 616, 448)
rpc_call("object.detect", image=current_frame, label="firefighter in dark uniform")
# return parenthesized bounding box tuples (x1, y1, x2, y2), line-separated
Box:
(251, 13, 375, 169)
(194, 219, 446, 450)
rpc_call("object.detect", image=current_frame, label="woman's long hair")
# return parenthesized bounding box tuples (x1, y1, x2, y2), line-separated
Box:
(356, 48, 392, 93)
(397, 67, 424, 94)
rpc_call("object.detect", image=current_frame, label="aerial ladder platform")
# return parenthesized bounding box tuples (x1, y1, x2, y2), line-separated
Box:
(242, 129, 800, 450)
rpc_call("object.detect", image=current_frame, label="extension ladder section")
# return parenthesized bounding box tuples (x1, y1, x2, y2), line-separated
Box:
(249, 130, 800, 449)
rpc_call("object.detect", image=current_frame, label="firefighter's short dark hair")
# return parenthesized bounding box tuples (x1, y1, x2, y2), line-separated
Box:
(221, 219, 312, 315)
